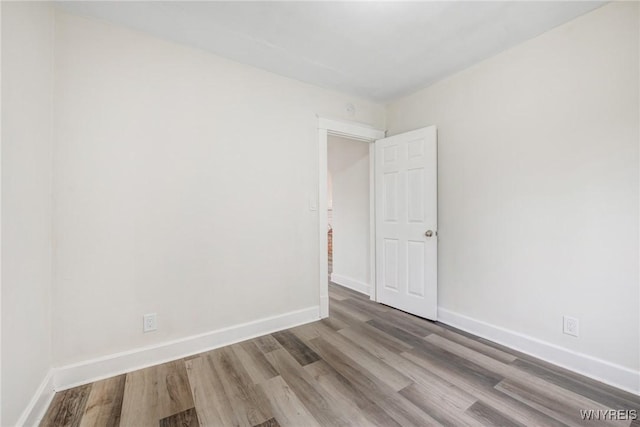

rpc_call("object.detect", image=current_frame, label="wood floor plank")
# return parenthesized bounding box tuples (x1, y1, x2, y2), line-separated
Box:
(329, 298, 373, 322)
(375, 306, 443, 336)
(495, 379, 630, 427)
(231, 341, 278, 384)
(340, 325, 478, 411)
(304, 324, 413, 391)
(41, 390, 68, 426)
(209, 347, 274, 426)
(465, 401, 524, 427)
(253, 418, 281, 427)
(120, 359, 194, 427)
(264, 348, 353, 427)
(159, 407, 200, 427)
(41, 384, 92, 427)
(288, 320, 337, 343)
(510, 358, 640, 412)
(340, 320, 414, 353)
(79, 374, 125, 427)
(327, 289, 348, 301)
(425, 332, 627, 424)
(272, 330, 321, 366)
(328, 294, 344, 305)
(425, 333, 529, 380)
(258, 376, 322, 427)
(338, 325, 408, 364)
(409, 339, 504, 389)
(252, 335, 282, 354)
(513, 357, 640, 407)
(185, 354, 232, 426)
(340, 294, 390, 315)
(319, 315, 348, 331)
(328, 283, 370, 301)
(366, 318, 432, 348)
(308, 336, 441, 427)
(304, 360, 402, 427)
(434, 325, 518, 364)
(328, 303, 368, 327)
(401, 350, 567, 427)
(400, 382, 486, 427)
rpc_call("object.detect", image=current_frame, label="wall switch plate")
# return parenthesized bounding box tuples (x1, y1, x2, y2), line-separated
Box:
(143, 313, 157, 333)
(563, 315, 579, 337)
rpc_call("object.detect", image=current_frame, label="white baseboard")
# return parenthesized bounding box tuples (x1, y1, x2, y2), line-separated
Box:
(54, 306, 319, 391)
(438, 308, 640, 396)
(330, 273, 370, 296)
(16, 369, 55, 427)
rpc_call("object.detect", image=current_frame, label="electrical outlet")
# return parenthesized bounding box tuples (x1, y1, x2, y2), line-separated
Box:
(143, 313, 157, 333)
(563, 315, 579, 337)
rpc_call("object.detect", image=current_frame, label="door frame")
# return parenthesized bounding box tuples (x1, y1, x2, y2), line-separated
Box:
(317, 117, 386, 318)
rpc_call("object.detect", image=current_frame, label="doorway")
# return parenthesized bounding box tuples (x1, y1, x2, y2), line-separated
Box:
(327, 136, 371, 295)
(318, 118, 438, 321)
(317, 118, 385, 318)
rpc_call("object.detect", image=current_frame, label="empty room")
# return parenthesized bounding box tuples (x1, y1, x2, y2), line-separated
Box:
(1, 1, 639, 426)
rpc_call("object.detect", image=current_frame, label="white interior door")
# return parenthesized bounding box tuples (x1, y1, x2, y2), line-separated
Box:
(375, 126, 437, 320)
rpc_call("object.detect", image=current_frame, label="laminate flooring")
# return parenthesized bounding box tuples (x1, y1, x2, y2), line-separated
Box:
(41, 283, 640, 426)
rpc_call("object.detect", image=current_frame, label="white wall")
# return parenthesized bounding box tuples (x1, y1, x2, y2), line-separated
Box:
(52, 11, 385, 366)
(327, 136, 370, 294)
(1, 2, 55, 425)
(387, 1, 639, 376)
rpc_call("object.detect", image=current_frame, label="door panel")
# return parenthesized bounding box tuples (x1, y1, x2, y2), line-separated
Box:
(383, 238, 399, 290)
(375, 126, 437, 320)
(383, 172, 398, 221)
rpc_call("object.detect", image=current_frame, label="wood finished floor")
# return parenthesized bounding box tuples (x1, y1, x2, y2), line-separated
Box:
(42, 283, 640, 427)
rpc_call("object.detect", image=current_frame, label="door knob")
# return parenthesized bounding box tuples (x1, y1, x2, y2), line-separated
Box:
(425, 230, 433, 237)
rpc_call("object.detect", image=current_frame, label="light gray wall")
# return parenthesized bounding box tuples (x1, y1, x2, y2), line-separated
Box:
(387, 2, 639, 373)
(1, 2, 55, 425)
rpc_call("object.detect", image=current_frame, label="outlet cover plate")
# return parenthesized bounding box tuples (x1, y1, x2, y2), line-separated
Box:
(143, 313, 157, 333)
(563, 315, 579, 337)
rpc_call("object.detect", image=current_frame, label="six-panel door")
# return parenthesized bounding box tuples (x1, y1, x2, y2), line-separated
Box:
(375, 126, 437, 320)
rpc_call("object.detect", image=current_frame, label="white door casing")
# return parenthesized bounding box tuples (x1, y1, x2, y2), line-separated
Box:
(375, 126, 437, 320)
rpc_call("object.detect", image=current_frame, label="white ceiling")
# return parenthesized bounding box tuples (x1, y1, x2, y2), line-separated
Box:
(56, 1, 605, 103)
